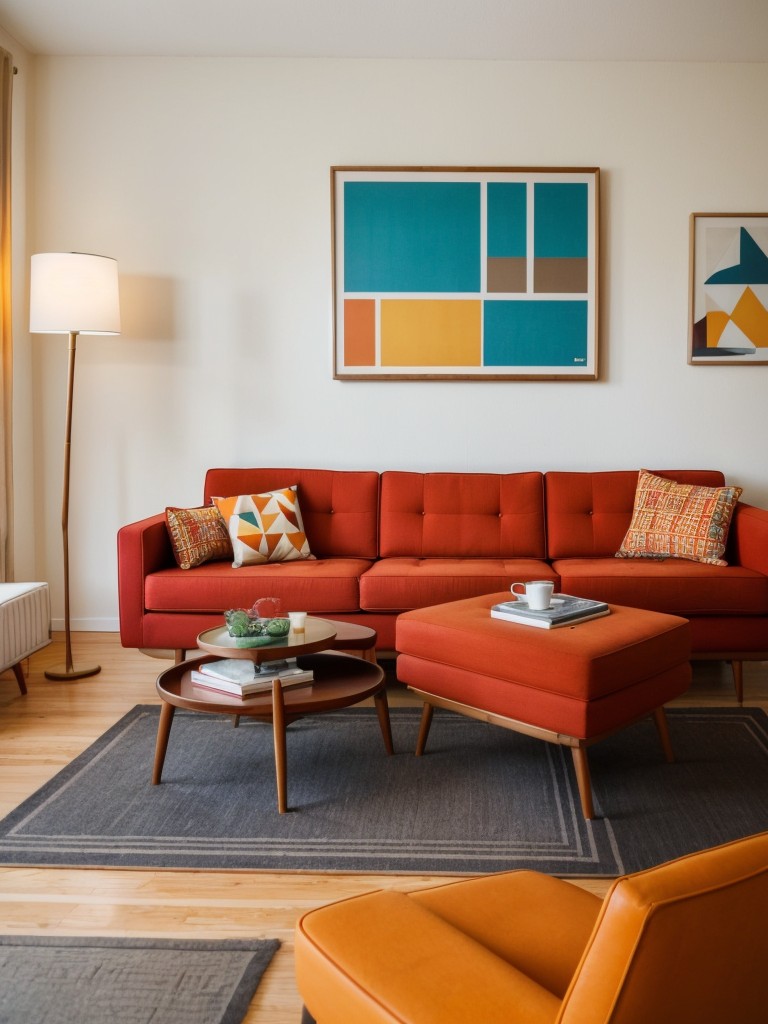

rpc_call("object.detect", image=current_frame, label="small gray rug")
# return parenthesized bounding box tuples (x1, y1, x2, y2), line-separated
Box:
(0, 935, 279, 1024)
(0, 705, 766, 876)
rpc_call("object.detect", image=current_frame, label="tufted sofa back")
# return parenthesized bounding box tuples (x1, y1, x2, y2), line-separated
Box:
(204, 467, 380, 559)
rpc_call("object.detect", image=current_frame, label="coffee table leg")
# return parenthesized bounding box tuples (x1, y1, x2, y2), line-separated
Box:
(272, 679, 288, 813)
(152, 701, 175, 785)
(373, 687, 394, 754)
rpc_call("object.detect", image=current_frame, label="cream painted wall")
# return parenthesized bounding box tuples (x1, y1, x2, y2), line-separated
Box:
(22, 56, 768, 630)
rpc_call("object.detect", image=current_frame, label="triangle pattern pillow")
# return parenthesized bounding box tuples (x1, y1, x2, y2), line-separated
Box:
(214, 485, 315, 567)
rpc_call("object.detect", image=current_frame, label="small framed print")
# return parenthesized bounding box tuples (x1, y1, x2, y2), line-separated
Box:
(689, 212, 768, 365)
(332, 166, 600, 381)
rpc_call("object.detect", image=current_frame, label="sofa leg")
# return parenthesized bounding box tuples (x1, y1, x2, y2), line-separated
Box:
(300, 1007, 317, 1024)
(174, 649, 185, 665)
(731, 661, 744, 705)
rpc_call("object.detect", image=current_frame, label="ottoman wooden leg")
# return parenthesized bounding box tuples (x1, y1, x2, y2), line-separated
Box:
(653, 706, 675, 763)
(415, 702, 434, 756)
(571, 745, 595, 820)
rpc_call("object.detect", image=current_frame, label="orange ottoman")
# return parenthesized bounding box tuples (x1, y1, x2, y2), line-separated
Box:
(396, 592, 691, 819)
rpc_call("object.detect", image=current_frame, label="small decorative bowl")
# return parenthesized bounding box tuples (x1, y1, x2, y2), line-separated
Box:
(224, 609, 291, 643)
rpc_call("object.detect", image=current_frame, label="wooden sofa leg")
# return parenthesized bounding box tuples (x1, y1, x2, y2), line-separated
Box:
(571, 744, 595, 820)
(174, 649, 185, 665)
(12, 662, 27, 695)
(731, 660, 744, 705)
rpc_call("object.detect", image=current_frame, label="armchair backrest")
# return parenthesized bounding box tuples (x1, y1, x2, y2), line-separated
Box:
(559, 830, 768, 1024)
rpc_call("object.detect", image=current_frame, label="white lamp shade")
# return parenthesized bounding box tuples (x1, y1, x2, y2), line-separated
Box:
(29, 252, 121, 335)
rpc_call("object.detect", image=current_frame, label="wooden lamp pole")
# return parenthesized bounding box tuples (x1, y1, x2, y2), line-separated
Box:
(29, 252, 120, 681)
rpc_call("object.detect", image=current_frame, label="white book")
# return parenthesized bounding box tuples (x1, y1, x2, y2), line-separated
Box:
(190, 665, 314, 697)
(490, 594, 610, 630)
(196, 658, 257, 683)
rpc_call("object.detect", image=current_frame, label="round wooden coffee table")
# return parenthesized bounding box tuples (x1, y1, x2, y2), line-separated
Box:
(153, 652, 391, 813)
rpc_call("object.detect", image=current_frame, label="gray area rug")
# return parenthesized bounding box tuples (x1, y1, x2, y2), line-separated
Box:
(0, 935, 279, 1024)
(0, 705, 766, 876)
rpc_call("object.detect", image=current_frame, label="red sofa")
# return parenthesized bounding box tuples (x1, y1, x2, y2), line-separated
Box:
(117, 467, 768, 697)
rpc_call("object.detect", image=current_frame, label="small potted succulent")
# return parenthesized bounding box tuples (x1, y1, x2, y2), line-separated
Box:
(224, 598, 290, 647)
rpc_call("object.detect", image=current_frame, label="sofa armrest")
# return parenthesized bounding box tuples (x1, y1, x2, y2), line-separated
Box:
(729, 502, 768, 575)
(117, 513, 174, 647)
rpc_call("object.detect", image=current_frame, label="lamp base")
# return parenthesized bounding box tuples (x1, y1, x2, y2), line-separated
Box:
(45, 664, 101, 681)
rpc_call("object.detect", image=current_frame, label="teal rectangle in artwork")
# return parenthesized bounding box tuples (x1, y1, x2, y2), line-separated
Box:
(534, 183, 588, 258)
(487, 183, 527, 258)
(484, 300, 588, 366)
(343, 182, 481, 293)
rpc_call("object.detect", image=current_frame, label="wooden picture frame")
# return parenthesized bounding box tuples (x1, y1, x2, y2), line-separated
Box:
(332, 166, 600, 381)
(689, 212, 768, 365)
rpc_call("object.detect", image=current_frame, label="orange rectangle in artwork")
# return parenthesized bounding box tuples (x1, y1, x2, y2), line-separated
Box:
(381, 300, 481, 366)
(344, 299, 376, 366)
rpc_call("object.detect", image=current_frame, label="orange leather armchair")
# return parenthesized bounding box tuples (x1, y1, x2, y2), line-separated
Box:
(295, 831, 768, 1023)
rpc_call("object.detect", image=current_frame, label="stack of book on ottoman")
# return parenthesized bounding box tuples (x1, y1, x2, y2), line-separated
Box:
(191, 657, 314, 698)
(491, 594, 610, 629)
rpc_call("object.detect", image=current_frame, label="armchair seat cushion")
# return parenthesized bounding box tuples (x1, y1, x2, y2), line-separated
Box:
(296, 876, 588, 1024)
(359, 557, 556, 612)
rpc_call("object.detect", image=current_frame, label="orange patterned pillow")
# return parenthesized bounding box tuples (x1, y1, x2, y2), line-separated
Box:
(166, 505, 233, 570)
(213, 485, 314, 567)
(616, 470, 742, 566)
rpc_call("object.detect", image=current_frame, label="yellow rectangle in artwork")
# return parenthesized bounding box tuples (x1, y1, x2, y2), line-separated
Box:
(381, 300, 482, 366)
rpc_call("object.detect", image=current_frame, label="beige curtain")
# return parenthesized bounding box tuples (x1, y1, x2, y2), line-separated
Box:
(0, 49, 13, 581)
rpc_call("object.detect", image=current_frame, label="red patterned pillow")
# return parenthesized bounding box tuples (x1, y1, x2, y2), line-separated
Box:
(616, 470, 742, 567)
(166, 505, 233, 570)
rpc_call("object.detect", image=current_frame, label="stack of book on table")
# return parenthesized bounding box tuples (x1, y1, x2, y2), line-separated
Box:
(490, 594, 610, 630)
(190, 657, 313, 698)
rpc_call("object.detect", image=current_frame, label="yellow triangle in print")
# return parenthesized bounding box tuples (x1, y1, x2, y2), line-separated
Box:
(261, 512, 281, 533)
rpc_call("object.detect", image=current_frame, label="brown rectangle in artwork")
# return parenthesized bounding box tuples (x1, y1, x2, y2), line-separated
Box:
(487, 257, 527, 293)
(534, 257, 588, 294)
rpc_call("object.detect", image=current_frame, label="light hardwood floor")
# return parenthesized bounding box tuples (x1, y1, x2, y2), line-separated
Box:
(1, 634, 766, 1022)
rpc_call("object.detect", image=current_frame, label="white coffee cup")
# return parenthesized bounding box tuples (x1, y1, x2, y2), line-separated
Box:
(510, 580, 555, 611)
(288, 611, 307, 634)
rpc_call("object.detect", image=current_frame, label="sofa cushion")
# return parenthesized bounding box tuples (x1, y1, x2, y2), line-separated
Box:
(144, 557, 373, 615)
(552, 557, 768, 616)
(204, 468, 380, 559)
(213, 486, 314, 567)
(360, 557, 557, 612)
(616, 469, 742, 567)
(379, 471, 547, 558)
(545, 470, 727, 558)
(165, 505, 233, 570)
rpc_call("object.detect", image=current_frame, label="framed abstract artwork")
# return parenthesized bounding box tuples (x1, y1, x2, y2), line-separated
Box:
(689, 212, 768, 365)
(331, 166, 600, 381)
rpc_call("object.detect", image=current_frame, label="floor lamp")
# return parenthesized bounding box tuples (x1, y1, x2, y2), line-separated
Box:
(29, 252, 121, 680)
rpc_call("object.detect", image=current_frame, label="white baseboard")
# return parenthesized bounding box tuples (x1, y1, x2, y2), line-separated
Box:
(51, 618, 120, 633)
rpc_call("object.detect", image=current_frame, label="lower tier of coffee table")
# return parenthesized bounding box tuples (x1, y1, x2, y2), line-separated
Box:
(153, 652, 391, 813)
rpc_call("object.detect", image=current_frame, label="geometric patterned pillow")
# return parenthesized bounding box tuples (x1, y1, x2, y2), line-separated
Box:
(165, 505, 233, 570)
(213, 485, 314, 568)
(615, 469, 743, 567)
